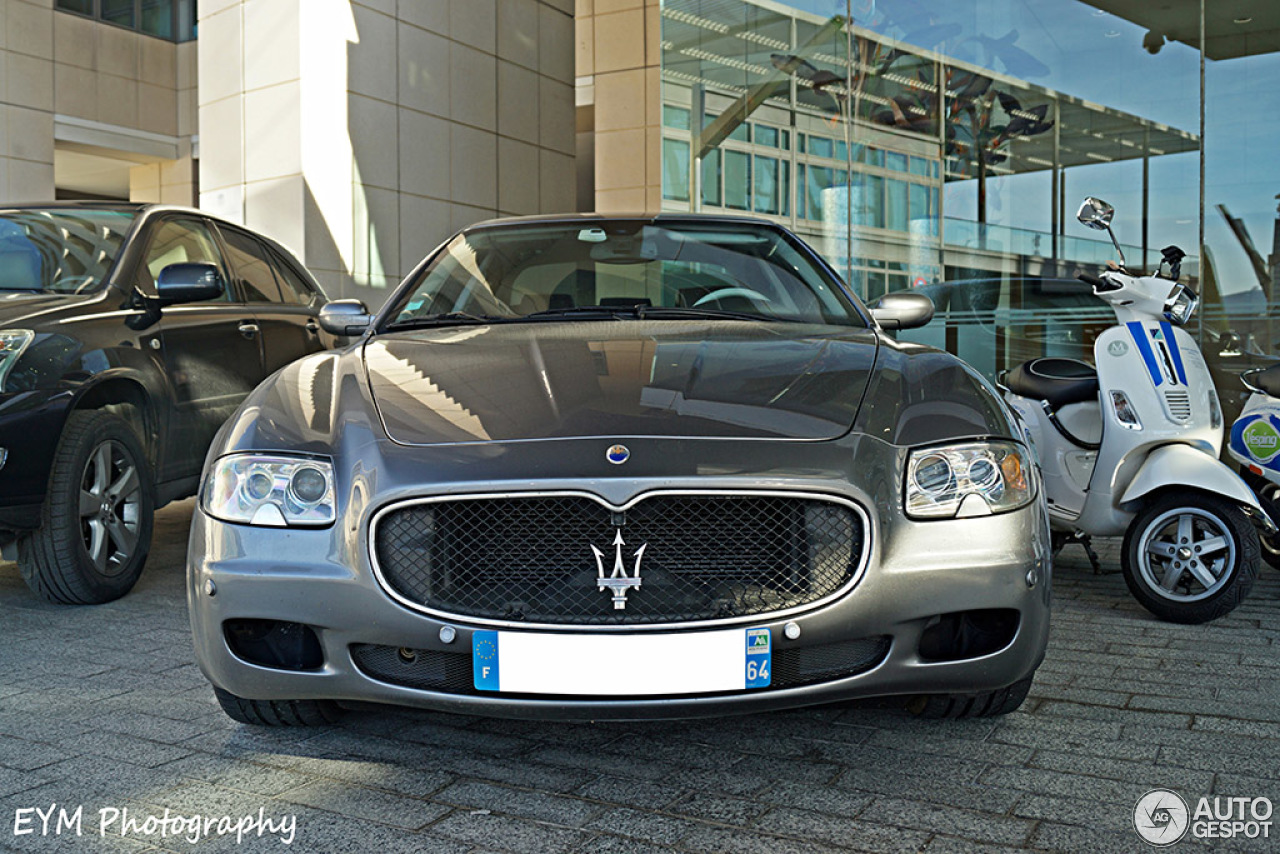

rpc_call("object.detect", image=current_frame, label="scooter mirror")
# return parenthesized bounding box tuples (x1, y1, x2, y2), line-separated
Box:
(1077, 197, 1115, 231)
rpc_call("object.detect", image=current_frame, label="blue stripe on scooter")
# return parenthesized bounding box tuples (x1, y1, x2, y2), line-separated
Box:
(1159, 320, 1187, 385)
(1127, 321, 1163, 387)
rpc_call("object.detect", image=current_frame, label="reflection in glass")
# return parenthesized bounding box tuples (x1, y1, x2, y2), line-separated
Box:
(656, 0, 1223, 391)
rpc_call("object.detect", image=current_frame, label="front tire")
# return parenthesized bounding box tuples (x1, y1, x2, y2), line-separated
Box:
(910, 673, 1034, 719)
(1121, 492, 1259, 624)
(18, 410, 154, 605)
(213, 687, 342, 727)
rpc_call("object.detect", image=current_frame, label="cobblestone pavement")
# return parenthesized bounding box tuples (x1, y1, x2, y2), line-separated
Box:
(1, 500, 1278, 853)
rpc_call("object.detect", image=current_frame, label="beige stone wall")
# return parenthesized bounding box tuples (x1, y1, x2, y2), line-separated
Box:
(1, 0, 56, 198)
(575, 0, 661, 213)
(0, 1, 193, 202)
(198, 0, 577, 307)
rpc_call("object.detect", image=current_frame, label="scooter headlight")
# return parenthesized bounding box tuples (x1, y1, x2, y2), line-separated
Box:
(202, 454, 336, 527)
(1163, 284, 1198, 326)
(905, 441, 1035, 519)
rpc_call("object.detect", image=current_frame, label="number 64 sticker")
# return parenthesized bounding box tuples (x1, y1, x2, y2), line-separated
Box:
(745, 628, 771, 688)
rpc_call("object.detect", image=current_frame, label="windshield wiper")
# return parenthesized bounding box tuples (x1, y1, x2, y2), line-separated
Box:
(519, 305, 630, 321)
(634, 306, 780, 323)
(519, 305, 777, 323)
(385, 312, 515, 330)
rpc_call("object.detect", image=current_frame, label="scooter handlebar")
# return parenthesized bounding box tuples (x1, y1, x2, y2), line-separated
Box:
(1077, 272, 1107, 289)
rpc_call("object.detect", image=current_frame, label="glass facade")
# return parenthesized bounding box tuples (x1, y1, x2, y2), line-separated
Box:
(56, 0, 197, 42)
(659, 0, 1280, 414)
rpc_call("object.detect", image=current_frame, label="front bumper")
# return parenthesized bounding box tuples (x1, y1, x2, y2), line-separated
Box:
(188, 489, 1051, 721)
(0, 389, 73, 528)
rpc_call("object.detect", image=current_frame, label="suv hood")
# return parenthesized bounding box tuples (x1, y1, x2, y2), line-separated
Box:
(0, 291, 96, 326)
(364, 321, 879, 445)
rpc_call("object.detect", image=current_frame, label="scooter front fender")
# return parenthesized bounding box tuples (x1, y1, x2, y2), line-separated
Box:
(1120, 443, 1275, 530)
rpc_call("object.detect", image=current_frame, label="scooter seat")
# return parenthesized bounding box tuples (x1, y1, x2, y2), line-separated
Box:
(1251, 363, 1280, 398)
(1006, 358, 1099, 409)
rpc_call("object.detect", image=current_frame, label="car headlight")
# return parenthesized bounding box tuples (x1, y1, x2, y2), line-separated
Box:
(0, 329, 33, 392)
(906, 441, 1034, 519)
(202, 454, 336, 527)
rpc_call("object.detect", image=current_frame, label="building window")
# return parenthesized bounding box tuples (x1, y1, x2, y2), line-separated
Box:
(753, 155, 779, 215)
(662, 139, 691, 202)
(724, 151, 751, 210)
(56, 0, 197, 43)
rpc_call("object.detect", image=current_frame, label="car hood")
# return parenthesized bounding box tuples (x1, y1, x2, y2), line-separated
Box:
(0, 290, 97, 325)
(363, 320, 880, 444)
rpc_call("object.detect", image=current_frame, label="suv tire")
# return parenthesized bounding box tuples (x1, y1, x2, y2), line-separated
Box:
(18, 409, 154, 605)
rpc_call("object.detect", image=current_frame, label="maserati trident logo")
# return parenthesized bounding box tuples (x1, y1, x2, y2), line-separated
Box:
(591, 530, 645, 609)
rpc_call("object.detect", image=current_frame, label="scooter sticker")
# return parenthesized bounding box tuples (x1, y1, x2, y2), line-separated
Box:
(1127, 321, 1164, 388)
(1231, 413, 1280, 466)
(1157, 321, 1188, 385)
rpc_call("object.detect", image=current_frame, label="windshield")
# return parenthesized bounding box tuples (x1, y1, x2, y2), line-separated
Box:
(385, 220, 867, 329)
(0, 208, 137, 294)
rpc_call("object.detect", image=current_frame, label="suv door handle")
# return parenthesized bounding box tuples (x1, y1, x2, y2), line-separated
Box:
(238, 322, 260, 338)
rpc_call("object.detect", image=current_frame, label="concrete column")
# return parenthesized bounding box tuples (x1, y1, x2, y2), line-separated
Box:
(576, 0, 662, 213)
(1, 0, 56, 199)
(198, 0, 576, 307)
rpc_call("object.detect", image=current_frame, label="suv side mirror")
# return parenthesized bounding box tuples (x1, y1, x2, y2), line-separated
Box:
(319, 299, 373, 336)
(871, 291, 934, 330)
(155, 263, 224, 305)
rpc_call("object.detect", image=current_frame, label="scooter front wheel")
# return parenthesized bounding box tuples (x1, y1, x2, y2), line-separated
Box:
(1121, 492, 1259, 624)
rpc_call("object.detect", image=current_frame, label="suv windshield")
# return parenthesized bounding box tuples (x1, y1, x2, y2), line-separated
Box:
(386, 220, 867, 329)
(0, 208, 138, 294)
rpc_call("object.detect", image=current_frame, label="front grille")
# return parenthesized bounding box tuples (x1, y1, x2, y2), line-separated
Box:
(372, 494, 864, 626)
(1164, 390, 1192, 423)
(350, 635, 890, 697)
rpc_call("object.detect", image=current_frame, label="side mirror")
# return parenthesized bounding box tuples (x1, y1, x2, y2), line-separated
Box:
(318, 299, 373, 336)
(871, 291, 934, 330)
(1076, 197, 1115, 231)
(155, 263, 224, 305)
(1076, 196, 1125, 267)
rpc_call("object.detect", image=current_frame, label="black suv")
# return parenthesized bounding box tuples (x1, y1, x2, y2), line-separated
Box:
(0, 203, 336, 604)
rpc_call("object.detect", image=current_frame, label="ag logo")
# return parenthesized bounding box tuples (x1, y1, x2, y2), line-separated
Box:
(1134, 789, 1189, 846)
(1242, 419, 1280, 464)
(1108, 340, 1130, 357)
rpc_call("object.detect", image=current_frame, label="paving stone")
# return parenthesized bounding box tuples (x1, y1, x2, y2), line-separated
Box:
(432, 779, 603, 827)
(584, 807, 699, 846)
(1027, 749, 1215, 792)
(854, 797, 1034, 847)
(747, 807, 932, 853)
(666, 791, 767, 826)
(676, 822, 862, 854)
(572, 776, 685, 812)
(279, 780, 449, 829)
(429, 810, 592, 854)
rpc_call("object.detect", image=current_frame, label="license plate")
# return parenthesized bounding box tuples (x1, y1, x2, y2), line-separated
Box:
(472, 627, 771, 695)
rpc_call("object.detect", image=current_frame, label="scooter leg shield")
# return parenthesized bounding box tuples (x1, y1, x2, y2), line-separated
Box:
(1120, 443, 1271, 525)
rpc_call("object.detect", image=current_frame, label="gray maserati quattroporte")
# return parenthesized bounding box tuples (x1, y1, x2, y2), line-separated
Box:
(188, 213, 1051, 725)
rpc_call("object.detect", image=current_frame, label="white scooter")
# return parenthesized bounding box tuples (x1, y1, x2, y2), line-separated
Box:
(1003, 197, 1273, 624)
(1227, 364, 1280, 569)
